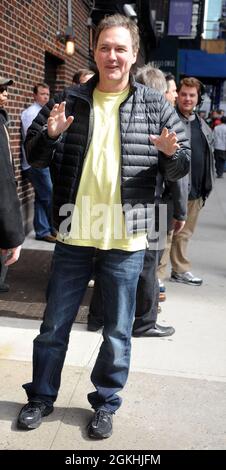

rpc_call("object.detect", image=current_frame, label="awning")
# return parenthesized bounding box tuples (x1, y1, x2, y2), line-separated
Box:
(179, 49, 226, 78)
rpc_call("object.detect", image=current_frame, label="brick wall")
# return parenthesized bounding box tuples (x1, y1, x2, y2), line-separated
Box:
(0, 0, 90, 230)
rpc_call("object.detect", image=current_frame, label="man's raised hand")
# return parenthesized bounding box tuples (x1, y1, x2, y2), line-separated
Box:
(47, 101, 74, 138)
(149, 127, 180, 157)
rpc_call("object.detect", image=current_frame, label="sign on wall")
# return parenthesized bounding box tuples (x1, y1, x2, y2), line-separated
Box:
(168, 0, 193, 36)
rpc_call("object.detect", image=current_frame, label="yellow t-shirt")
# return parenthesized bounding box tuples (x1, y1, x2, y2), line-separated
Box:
(60, 87, 147, 251)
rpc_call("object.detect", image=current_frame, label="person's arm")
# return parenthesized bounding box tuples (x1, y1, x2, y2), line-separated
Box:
(0, 183, 25, 253)
(170, 177, 188, 235)
(0, 122, 25, 253)
(151, 97, 191, 181)
(25, 93, 70, 168)
(162, 175, 188, 235)
(21, 108, 33, 137)
(166, 175, 188, 221)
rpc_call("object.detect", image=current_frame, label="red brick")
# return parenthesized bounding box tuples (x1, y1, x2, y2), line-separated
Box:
(1, 0, 91, 210)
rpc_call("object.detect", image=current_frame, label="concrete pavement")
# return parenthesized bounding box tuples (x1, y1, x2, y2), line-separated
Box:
(0, 178, 226, 450)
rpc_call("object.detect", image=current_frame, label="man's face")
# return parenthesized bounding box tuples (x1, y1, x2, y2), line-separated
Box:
(35, 86, 50, 106)
(177, 85, 198, 114)
(0, 86, 8, 108)
(94, 26, 137, 90)
(165, 79, 178, 106)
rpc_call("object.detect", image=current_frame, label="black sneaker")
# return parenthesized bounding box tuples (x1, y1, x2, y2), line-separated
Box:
(87, 410, 113, 439)
(17, 401, 54, 430)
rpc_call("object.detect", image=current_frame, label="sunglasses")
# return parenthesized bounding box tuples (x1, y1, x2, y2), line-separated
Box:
(0, 86, 7, 93)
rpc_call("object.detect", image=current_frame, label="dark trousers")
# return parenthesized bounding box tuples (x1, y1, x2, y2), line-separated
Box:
(89, 248, 162, 333)
(0, 253, 8, 286)
(214, 149, 226, 177)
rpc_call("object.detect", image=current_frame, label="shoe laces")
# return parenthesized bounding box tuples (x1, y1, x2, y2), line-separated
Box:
(93, 410, 110, 427)
(27, 400, 45, 411)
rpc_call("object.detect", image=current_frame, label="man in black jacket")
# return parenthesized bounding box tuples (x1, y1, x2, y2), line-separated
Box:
(17, 14, 190, 439)
(0, 77, 24, 290)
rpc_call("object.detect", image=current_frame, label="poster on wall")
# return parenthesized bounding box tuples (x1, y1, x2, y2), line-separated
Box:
(168, 0, 193, 36)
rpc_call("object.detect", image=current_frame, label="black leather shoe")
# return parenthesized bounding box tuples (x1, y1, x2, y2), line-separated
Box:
(0, 283, 9, 293)
(133, 323, 175, 337)
(87, 322, 103, 332)
(36, 235, 56, 243)
(87, 410, 113, 439)
(17, 401, 54, 430)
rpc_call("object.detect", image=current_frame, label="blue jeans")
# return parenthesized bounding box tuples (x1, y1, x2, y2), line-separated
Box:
(23, 242, 145, 413)
(89, 248, 162, 332)
(26, 167, 53, 238)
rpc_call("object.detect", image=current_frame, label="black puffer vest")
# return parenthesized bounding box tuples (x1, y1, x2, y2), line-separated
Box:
(26, 75, 190, 233)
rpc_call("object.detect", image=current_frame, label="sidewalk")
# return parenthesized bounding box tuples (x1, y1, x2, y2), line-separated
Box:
(0, 179, 226, 450)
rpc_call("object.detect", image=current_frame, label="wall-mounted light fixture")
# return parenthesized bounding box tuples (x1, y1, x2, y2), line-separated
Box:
(56, 0, 75, 56)
(87, 15, 94, 54)
(123, 3, 138, 23)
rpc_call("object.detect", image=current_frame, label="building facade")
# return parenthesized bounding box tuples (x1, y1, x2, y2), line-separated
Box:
(1, 0, 155, 232)
(0, 0, 90, 231)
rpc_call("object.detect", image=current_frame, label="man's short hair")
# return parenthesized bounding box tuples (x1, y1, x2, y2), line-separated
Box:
(94, 13, 140, 53)
(136, 64, 167, 94)
(164, 72, 175, 82)
(72, 68, 95, 84)
(164, 72, 176, 92)
(177, 77, 201, 94)
(221, 116, 226, 124)
(33, 83, 49, 94)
